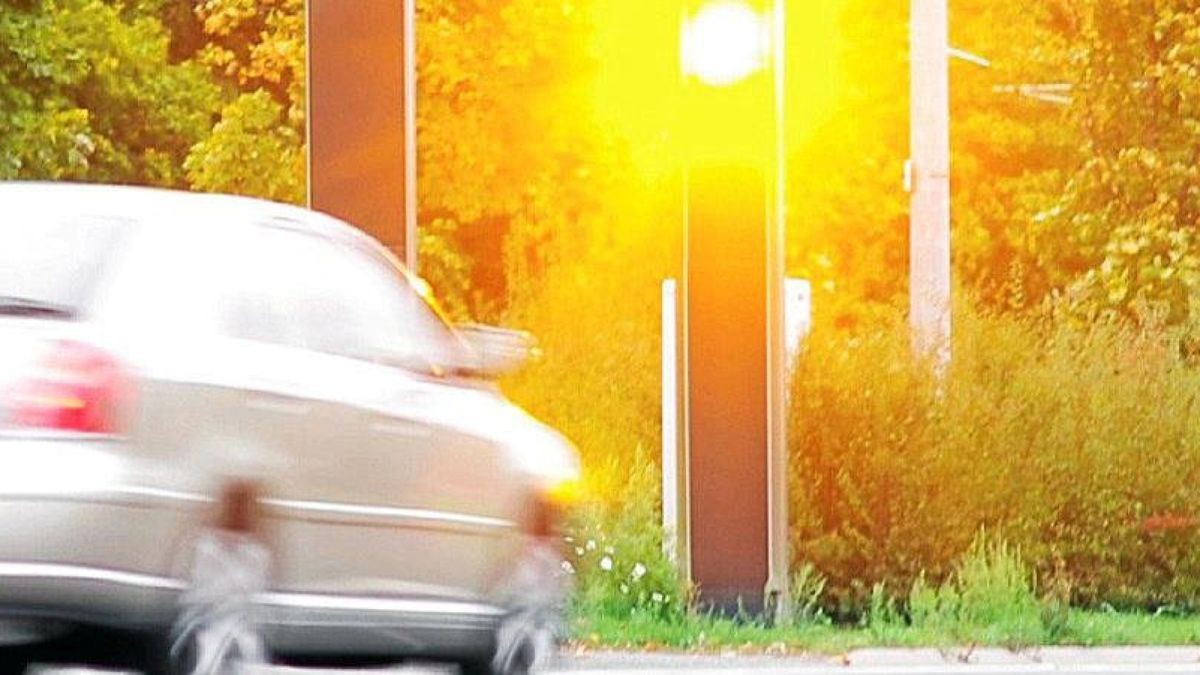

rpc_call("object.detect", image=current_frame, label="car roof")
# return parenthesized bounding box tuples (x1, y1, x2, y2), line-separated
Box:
(0, 181, 384, 256)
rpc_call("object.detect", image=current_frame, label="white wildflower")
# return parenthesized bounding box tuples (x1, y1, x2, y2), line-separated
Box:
(599, 555, 613, 571)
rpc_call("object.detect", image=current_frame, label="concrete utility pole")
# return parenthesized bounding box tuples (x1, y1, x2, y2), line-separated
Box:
(909, 0, 951, 366)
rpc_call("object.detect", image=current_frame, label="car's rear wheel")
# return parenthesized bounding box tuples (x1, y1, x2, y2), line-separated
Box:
(151, 481, 271, 675)
(0, 627, 148, 675)
(0, 647, 30, 675)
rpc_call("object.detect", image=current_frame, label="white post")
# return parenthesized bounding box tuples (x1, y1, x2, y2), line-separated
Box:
(403, 0, 418, 273)
(661, 279, 679, 564)
(784, 279, 812, 370)
(663, 277, 810, 608)
(764, 0, 790, 624)
(909, 0, 951, 366)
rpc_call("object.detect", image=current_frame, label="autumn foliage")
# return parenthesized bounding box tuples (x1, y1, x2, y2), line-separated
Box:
(791, 305, 1200, 614)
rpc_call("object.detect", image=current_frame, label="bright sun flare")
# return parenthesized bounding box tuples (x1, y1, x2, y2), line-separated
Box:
(681, 2, 770, 87)
(589, 0, 844, 177)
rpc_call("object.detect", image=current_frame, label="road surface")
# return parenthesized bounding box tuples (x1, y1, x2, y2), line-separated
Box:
(29, 648, 1200, 674)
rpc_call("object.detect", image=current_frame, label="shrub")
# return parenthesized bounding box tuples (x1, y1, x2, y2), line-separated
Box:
(790, 302, 1200, 616)
(789, 563, 832, 627)
(564, 455, 687, 622)
(865, 582, 905, 642)
(947, 534, 1044, 646)
(907, 533, 1047, 646)
(954, 536, 1040, 631)
(501, 225, 668, 473)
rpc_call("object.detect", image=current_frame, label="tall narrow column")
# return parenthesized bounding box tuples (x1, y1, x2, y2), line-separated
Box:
(909, 0, 951, 364)
(685, 164, 771, 615)
(679, 0, 786, 617)
(307, 0, 415, 264)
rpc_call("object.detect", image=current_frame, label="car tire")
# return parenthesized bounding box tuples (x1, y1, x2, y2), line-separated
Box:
(0, 647, 30, 675)
(143, 537, 270, 675)
(153, 482, 272, 675)
(470, 535, 565, 675)
(457, 605, 558, 675)
(457, 641, 536, 675)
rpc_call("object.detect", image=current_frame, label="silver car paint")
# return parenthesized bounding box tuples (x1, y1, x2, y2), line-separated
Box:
(0, 183, 580, 659)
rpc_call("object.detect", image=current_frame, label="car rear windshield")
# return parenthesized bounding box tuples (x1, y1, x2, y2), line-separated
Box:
(0, 215, 126, 316)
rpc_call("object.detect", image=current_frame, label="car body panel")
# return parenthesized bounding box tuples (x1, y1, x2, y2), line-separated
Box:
(0, 182, 580, 661)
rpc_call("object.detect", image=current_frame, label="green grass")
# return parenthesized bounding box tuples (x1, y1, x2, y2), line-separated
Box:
(567, 533, 1200, 654)
(569, 610, 1200, 654)
(570, 611, 862, 654)
(1060, 611, 1200, 646)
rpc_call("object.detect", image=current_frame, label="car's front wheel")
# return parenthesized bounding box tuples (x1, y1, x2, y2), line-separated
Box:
(458, 535, 566, 675)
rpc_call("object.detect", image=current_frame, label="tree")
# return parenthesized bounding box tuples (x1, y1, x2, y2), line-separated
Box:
(184, 88, 304, 203)
(786, 0, 1079, 323)
(0, 0, 220, 186)
(416, 0, 619, 320)
(1048, 2, 1200, 324)
(184, 0, 305, 204)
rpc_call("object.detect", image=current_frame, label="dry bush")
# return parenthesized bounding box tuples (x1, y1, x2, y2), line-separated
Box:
(790, 304, 1200, 615)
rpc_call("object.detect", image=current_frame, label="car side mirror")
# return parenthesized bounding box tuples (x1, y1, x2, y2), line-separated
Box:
(454, 324, 539, 378)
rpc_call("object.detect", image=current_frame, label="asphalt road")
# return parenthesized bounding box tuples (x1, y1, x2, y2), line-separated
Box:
(549, 649, 1200, 673)
(28, 648, 1200, 675)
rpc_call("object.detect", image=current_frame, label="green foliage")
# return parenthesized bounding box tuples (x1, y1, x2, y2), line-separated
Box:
(184, 89, 303, 204)
(789, 0, 1077, 323)
(864, 582, 905, 642)
(789, 563, 831, 627)
(565, 456, 686, 622)
(416, 0, 626, 319)
(790, 303, 1200, 616)
(1048, 3, 1200, 323)
(186, 0, 305, 204)
(908, 574, 956, 634)
(0, 0, 221, 185)
(573, 533, 1200, 651)
(954, 537, 1041, 638)
(790, 1, 1200, 325)
(193, 0, 305, 121)
(907, 534, 1046, 647)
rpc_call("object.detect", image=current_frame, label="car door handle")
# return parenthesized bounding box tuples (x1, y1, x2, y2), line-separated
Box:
(246, 395, 311, 416)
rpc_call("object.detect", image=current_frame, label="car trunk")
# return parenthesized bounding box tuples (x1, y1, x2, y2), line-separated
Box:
(0, 214, 128, 432)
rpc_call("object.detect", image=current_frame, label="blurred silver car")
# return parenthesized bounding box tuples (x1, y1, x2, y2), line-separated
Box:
(0, 183, 580, 674)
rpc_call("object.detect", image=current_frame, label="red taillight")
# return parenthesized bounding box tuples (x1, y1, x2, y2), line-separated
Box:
(7, 341, 129, 434)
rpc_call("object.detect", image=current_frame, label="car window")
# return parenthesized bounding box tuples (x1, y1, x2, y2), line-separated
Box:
(91, 221, 229, 335)
(0, 213, 127, 315)
(336, 239, 468, 371)
(220, 226, 356, 356)
(221, 223, 462, 370)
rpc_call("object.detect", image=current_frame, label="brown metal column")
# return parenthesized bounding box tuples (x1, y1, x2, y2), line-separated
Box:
(680, 0, 786, 616)
(685, 165, 771, 614)
(307, 0, 411, 260)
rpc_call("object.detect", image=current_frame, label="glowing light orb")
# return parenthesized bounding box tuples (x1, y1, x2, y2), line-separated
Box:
(681, 2, 770, 86)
